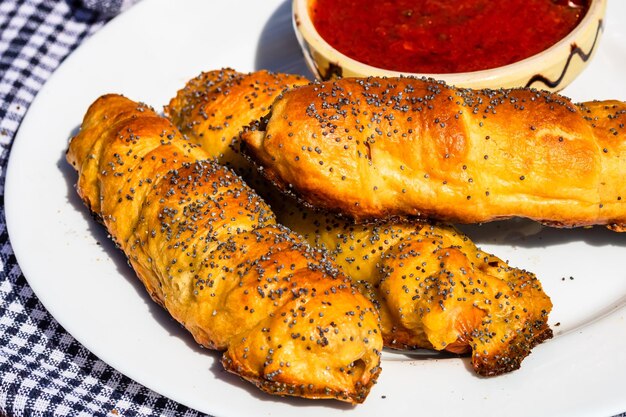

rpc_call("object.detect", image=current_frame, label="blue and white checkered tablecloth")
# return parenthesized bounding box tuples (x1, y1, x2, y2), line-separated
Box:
(0, 1, 625, 416)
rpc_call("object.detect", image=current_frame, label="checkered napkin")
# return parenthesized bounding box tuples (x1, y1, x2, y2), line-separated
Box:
(0, 1, 208, 415)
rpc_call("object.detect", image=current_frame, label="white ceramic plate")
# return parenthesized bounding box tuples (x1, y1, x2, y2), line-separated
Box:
(5, 1, 626, 416)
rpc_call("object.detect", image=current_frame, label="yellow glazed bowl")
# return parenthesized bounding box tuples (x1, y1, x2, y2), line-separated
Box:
(292, 0, 607, 91)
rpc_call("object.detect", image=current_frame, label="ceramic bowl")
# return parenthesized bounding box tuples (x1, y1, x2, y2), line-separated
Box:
(292, 0, 607, 91)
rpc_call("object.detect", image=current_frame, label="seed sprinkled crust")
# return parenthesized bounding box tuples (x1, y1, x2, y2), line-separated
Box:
(240, 76, 626, 231)
(66, 94, 382, 404)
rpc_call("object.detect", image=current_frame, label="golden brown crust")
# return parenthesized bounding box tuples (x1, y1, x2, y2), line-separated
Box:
(168, 70, 553, 376)
(165, 68, 308, 172)
(66, 94, 382, 403)
(282, 210, 553, 376)
(240, 77, 626, 230)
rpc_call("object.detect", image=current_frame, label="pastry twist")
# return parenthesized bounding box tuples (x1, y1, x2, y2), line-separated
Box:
(66, 94, 382, 403)
(241, 76, 626, 230)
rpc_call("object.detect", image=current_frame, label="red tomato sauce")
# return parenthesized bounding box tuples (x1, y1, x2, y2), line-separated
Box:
(311, 0, 588, 73)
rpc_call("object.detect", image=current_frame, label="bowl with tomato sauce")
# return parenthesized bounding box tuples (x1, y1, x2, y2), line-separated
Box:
(292, 0, 606, 91)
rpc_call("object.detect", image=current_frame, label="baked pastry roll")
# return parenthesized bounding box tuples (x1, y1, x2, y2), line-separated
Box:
(167, 68, 308, 179)
(66, 94, 382, 403)
(241, 76, 626, 230)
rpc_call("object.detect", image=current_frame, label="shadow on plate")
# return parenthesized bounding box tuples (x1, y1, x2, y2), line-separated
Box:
(458, 218, 626, 249)
(254, 0, 313, 78)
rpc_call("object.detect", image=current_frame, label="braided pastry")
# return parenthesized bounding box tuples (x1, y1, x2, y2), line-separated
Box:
(241, 76, 626, 230)
(66, 94, 382, 403)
